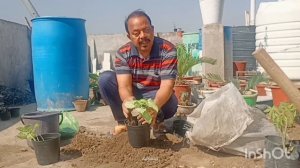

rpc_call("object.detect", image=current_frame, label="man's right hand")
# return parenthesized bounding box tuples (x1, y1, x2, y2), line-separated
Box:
(122, 97, 135, 119)
(122, 101, 131, 119)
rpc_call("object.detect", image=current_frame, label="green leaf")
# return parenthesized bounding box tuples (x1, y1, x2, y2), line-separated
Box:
(147, 99, 158, 112)
(138, 108, 152, 124)
(124, 100, 136, 110)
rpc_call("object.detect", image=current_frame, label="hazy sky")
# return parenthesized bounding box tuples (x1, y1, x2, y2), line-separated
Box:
(1, 0, 276, 35)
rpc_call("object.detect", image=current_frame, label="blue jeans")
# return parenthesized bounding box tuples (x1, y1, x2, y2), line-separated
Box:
(98, 71, 178, 124)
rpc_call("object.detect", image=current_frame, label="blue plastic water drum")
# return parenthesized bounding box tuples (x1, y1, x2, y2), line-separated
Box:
(31, 17, 89, 111)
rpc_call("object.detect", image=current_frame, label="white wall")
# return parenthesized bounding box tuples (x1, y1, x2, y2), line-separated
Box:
(0, 19, 32, 89)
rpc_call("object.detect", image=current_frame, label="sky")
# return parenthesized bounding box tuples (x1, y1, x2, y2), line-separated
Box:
(0, 0, 276, 35)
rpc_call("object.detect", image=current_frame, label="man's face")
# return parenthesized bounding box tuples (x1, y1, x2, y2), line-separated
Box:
(127, 16, 154, 56)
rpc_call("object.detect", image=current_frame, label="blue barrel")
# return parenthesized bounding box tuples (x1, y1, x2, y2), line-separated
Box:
(31, 17, 89, 111)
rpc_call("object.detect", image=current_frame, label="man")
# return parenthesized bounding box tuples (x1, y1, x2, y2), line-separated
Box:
(99, 9, 178, 135)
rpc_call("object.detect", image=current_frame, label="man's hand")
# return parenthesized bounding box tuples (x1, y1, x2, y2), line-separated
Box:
(122, 101, 132, 119)
(137, 108, 158, 125)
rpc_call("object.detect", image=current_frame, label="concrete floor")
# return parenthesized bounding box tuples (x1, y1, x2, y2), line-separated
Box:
(0, 103, 116, 168)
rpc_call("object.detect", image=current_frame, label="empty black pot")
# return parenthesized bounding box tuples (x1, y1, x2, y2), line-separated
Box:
(127, 124, 150, 148)
(173, 119, 191, 137)
(8, 107, 21, 118)
(0, 108, 11, 121)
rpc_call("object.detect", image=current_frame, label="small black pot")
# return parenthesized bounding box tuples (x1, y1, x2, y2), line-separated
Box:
(265, 135, 300, 168)
(8, 107, 20, 118)
(32, 133, 60, 165)
(0, 109, 11, 121)
(127, 124, 150, 148)
(173, 119, 190, 137)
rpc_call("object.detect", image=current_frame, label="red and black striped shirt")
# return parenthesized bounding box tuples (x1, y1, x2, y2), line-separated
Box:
(115, 37, 177, 91)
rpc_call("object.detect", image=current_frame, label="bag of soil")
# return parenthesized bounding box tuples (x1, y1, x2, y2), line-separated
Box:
(59, 112, 79, 140)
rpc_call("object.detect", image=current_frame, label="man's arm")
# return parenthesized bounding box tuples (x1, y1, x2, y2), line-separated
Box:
(154, 79, 175, 110)
(116, 74, 134, 102)
(116, 73, 135, 119)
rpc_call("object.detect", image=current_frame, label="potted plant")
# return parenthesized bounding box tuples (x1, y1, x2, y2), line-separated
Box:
(89, 73, 100, 104)
(177, 92, 197, 116)
(124, 99, 158, 148)
(264, 103, 300, 167)
(73, 96, 88, 112)
(242, 73, 268, 107)
(17, 123, 61, 165)
(174, 43, 216, 101)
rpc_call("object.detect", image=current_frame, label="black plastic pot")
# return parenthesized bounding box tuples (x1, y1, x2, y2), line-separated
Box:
(0, 109, 11, 121)
(173, 119, 190, 137)
(32, 133, 60, 165)
(265, 135, 300, 168)
(8, 107, 20, 118)
(127, 124, 150, 148)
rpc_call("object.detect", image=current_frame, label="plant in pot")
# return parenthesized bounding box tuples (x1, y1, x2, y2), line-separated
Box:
(73, 96, 88, 112)
(17, 123, 61, 165)
(241, 73, 268, 107)
(264, 102, 300, 167)
(89, 73, 100, 105)
(177, 92, 197, 116)
(200, 73, 226, 99)
(175, 43, 216, 101)
(124, 99, 159, 148)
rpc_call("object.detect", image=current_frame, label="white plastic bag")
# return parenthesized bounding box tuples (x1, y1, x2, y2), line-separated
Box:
(186, 83, 253, 150)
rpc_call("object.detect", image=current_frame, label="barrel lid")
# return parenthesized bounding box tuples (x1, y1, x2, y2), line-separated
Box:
(31, 16, 86, 22)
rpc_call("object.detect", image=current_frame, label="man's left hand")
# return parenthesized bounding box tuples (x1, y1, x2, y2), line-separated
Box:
(137, 108, 157, 125)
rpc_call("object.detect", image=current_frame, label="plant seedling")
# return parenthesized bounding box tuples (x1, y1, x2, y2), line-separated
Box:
(179, 92, 192, 106)
(17, 123, 44, 141)
(124, 99, 158, 125)
(265, 102, 297, 154)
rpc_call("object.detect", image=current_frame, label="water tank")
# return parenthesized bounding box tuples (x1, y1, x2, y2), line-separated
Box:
(256, 0, 300, 81)
(199, 0, 224, 25)
(232, 26, 256, 71)
(31, 17, 89, 111)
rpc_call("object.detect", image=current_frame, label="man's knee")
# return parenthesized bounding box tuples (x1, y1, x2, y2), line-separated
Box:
(98, 71, 116, 89)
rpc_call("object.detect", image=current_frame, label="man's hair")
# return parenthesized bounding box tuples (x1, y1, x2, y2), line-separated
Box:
(124, 9, 152, 34)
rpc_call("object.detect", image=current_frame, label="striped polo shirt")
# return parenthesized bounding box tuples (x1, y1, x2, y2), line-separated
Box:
(115, 37, 177, 91)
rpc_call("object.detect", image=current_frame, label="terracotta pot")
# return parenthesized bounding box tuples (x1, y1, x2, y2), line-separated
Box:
(256, 84, 267, 96)
(233, 61, 247, 76)
(183, 76, 194, 80)
(177, 103, 197, 115)
(192, 76, 202, 84)
(209, 82, 220, 88)
(73, 100, 88, 112)
(174, 84, 191, 102)
(270, 86, 289, 106)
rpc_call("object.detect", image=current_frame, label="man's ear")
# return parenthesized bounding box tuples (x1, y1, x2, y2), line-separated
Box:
(127, 34, 130, 39)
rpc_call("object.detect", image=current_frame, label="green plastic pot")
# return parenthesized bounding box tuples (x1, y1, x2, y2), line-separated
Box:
(243, 93, 258, 107)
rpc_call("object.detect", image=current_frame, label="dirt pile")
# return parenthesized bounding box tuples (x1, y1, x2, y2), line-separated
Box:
(62, 126, 192, 168)
(62, 126, 264, 168)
